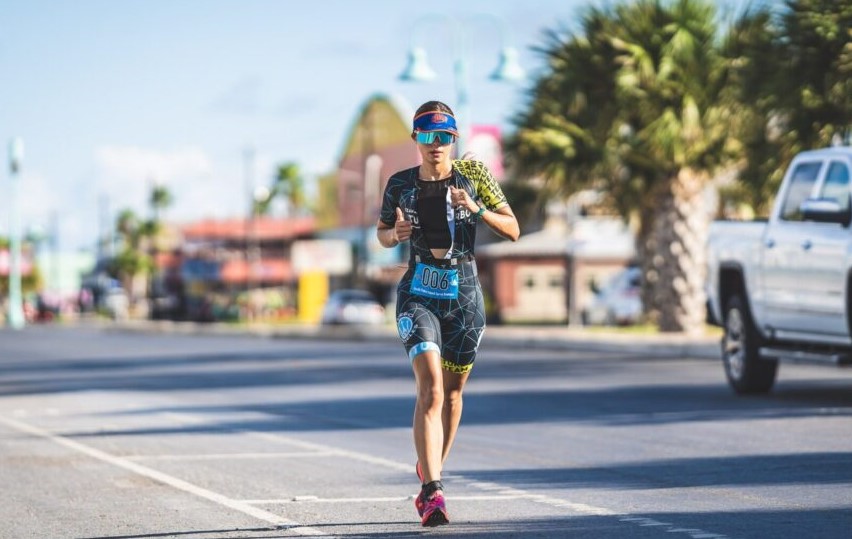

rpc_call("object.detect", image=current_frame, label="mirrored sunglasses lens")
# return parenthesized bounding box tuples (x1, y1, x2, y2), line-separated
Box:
(436, 132, 455, 144)
(416, 132, 436, 144)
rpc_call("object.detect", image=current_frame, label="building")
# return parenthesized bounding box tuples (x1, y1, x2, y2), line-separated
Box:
(175, 216, 317, 321)
(477, 206, 636, 325)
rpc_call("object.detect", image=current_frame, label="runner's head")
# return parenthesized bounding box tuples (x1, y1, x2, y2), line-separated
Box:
(412, 101, 458, 147)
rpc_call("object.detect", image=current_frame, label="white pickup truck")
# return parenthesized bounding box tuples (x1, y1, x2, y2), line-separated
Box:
(706, 146, 852, 393)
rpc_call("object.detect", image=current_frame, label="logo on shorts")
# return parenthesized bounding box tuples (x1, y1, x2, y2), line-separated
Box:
(397, 315, 414, 340)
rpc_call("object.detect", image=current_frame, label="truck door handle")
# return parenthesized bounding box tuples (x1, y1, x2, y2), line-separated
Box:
(801, 240, 813, 251)
(765, 239, 775, 248)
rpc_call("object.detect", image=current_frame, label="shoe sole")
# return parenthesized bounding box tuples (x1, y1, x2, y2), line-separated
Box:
(422, 508, 449, 527)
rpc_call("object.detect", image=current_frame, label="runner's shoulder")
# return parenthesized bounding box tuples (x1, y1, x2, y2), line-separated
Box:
(453, 159, 488, 179)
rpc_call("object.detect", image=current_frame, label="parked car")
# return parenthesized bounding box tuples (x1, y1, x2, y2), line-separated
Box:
(321, 289, 386, 325)
(581, 266, 643, 326)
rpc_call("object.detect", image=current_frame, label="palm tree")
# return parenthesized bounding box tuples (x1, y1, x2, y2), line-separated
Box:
(779, 0, 852, 152)
(111, 208, 151, 306)
(508, 0, 733, 333)
(720, 0, 852, 218)
(716, 4, 788, 218)
(254, 162, 307, 217)
(149, 184, 173, 224)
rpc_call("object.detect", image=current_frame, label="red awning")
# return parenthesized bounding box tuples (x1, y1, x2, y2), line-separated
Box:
(219, 258, 295, 284)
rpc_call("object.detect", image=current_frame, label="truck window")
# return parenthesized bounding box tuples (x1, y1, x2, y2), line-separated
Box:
(817, 162, 851, 211)
(780, 162, 822, 221)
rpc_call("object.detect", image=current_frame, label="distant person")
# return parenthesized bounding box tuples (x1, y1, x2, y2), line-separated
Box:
(376, 100, 520, 527)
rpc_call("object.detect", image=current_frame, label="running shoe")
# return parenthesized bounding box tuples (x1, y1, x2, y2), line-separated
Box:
(420, 491, 449, 527)
(414, 461, 426, 517)
(414, 489, 426, 517)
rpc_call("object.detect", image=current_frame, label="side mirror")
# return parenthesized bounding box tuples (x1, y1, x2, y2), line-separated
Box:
(800, 197, 852, 226)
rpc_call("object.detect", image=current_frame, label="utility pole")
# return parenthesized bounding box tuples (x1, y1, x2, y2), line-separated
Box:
(6, 137, 25, 329)
(243, 146, 255, 318)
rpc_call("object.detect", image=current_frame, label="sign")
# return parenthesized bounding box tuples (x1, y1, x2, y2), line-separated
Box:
(469, 125, 504, 180)
(291, 240, 352, 276)
(0, 249, 34, 276)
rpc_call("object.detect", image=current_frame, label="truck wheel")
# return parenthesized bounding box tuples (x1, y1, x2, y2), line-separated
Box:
(722, 294, 778, 394)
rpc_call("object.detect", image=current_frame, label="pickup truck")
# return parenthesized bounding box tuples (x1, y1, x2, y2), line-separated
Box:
(706, 146, 852, 394)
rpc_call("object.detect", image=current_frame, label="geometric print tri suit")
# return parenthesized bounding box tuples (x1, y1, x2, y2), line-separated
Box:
(379, 159, 509, 373)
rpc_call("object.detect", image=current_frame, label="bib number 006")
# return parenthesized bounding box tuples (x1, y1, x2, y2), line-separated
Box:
(421, 266, 450, 290)
(410, 262, 459, 300)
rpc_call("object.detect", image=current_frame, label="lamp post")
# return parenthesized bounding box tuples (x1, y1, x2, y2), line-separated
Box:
(6, 137, 25, 329)
(399, 14, 525, 157)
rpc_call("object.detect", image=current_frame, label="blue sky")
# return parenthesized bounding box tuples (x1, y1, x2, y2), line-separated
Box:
(0, 0, 773, 251)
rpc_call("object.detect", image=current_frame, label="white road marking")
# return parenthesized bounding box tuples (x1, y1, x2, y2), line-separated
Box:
(164, 411, 731, 538)
(241, 494, 525, 504)
(0, 415, 329, 537)
(127, 450, 342, 461)
(162, 412, 413, 473)
(2, 408, 730, 539)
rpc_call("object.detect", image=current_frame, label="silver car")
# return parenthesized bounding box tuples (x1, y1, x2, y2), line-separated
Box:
(581, 266, 643, 326)
(321, 289, 386, 325)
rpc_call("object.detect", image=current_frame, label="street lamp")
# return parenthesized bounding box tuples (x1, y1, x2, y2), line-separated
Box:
(6, 137, 25, 329)
(399, 14, 525, 157)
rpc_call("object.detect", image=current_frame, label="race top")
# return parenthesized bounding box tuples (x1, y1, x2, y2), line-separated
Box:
(379, 159, 508, 263)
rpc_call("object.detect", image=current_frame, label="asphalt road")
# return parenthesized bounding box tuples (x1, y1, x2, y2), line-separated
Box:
(1, 325, 850, 539)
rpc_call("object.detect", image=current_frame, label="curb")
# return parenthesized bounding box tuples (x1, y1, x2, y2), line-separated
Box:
(97, 319, 722, 360)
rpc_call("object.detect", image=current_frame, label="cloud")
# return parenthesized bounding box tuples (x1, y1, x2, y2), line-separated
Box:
(0, 171, 63, 237)
(94, 145, 228, 224)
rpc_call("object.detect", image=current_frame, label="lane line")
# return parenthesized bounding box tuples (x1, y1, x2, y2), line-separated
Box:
(0, 415, 329, 537)
(241, 494, 525, 504)
(127, 450, 342, 461)
(163, 412, 730, 538)
(162, 412, 412, 473)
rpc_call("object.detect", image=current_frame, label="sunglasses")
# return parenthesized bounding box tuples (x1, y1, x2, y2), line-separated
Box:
(415, 131, 456, 145)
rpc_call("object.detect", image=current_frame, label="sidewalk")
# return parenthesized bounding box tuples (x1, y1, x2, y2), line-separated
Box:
(100, 319, 722, 360)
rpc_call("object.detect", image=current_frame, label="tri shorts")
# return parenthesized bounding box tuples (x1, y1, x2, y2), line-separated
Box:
(395, 258, 486, 374)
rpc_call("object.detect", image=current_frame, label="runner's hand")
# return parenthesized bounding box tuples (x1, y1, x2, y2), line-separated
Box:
(395, 207, 412, 243)
(449, 186, 475, 212)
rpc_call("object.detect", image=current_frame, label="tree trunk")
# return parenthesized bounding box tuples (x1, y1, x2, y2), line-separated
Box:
(636, 181, 669, 326)
(651, 168, 709, 334)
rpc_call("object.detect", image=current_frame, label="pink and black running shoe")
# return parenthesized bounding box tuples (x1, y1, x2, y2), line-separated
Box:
(414, 461, 426, 516)
(420, 491, 449, 527)
(417, 480, 449, 527)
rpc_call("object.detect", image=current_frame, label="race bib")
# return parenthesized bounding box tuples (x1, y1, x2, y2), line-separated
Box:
(411, 262, 459, 300)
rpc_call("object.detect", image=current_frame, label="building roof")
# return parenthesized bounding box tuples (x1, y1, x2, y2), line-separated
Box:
(182, 216, 316, 242)
(477, 217, 635, 260)
(220, 258, 295, 284)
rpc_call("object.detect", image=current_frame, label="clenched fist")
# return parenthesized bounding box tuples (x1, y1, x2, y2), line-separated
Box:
(449, 186, 475, 212)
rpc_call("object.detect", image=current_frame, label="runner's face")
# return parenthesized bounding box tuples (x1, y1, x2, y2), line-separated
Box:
(414, 131, 454, 166)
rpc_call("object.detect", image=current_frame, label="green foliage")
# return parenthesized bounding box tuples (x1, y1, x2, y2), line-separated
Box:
(111, 195, 163, 293)
(508, 0, 730, 222)
(149, 185, 173, 222)
(252, 161, 309, 217)
(276, 163, 306, 207)
(509, 0, 851, 220)
(719, 0, 852, 216)
(780, 0, 852, 151)
(110, 247, 152, 278)
(499, 180, 546, 228)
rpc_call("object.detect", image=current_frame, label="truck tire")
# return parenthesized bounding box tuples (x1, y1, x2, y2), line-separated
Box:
(722, 294, 778, 394)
